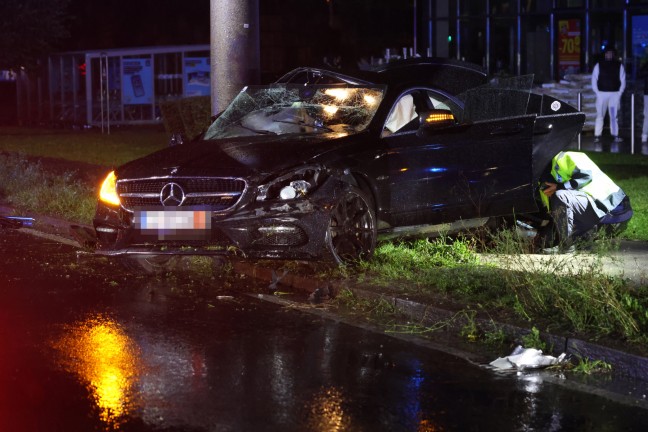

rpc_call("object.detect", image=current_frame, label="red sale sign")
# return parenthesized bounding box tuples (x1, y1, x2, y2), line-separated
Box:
(558, 19, 581, 78)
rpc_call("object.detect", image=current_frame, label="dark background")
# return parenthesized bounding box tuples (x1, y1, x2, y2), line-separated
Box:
(0, 0, 413, 125)
(64, 0, 413, 72)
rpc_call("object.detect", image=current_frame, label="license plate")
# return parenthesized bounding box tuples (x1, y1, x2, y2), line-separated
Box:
(134, 209, 211, 241)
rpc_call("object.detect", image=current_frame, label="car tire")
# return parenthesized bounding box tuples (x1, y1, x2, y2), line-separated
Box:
(325, 187, 377, 265)
(120, 255, 180, 274)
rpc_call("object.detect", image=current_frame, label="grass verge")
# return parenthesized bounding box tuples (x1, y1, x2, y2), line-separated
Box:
(355, 235, 648, 348)
(0, 127, 168, 167)
(0, 153, 96, 223)
(588, 151, 648, 241)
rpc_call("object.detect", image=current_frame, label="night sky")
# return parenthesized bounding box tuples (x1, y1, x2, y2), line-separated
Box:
(65, 0, 211, 51)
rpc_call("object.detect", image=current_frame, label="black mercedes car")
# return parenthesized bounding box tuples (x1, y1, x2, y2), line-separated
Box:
(92, 59, 585, 271)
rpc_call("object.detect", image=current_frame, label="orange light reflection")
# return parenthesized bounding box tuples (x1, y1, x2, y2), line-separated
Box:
(54, 315, 141, 427)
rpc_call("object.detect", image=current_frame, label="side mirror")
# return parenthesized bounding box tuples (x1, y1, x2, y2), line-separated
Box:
(419, 109, 456, 130)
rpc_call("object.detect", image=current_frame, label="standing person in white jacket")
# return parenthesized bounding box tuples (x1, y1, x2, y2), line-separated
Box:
(591, 48, 626, 143)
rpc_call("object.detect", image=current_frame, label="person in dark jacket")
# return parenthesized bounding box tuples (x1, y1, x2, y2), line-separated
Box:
(591, 48, 626, 143)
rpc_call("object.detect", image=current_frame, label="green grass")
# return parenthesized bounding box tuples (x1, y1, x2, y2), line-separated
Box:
(0, 127, 168, 167)
(0, 153, 96, 223)
(586, 151, 648, 241)
(0, 127, 168, 223)
(359, 235, 648, 344)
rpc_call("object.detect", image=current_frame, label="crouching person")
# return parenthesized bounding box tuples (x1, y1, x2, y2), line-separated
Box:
(540, 151, 633, 253)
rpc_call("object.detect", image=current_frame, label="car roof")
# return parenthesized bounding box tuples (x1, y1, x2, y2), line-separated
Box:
(276, 58, 488, 96)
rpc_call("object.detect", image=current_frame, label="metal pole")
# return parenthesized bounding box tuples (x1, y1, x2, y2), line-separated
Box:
(100, 55, 104, 134)
(516, 0, 521, 75)
(106, 55, 110, 135)
(584, 0, 590, 72)
(455, 0, 460, 59)
(48, 56, 54, 124)
(623, 5, 628, 67)
(85, 54, 92, 127)
(485, 0, 490, 71)
(549, 9, 555, 81)
(578, 92, 582, 150)
(413, 0, 417, 55)
(631, 93, 635, 155)
(427, 0, 433, 57)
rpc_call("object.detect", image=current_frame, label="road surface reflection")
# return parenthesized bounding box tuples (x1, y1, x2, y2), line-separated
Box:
(54, 314, 141, 427)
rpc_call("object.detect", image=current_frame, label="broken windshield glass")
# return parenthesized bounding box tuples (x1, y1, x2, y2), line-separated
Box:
(203, 85, 385, 140)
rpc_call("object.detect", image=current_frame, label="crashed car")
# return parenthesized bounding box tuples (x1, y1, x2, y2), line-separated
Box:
(92, 59, 585, 271)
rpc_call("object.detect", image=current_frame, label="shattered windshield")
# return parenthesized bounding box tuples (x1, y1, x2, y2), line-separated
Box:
(203, 84, 385, 140)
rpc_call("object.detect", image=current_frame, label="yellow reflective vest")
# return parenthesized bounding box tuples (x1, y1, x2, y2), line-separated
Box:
(542, 151, 625, 217)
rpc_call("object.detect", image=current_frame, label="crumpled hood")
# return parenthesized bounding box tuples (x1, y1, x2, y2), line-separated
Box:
(116, 133, 355, 180)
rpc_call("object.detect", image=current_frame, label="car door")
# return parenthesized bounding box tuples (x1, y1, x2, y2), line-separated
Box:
(373, 90, 537, 227)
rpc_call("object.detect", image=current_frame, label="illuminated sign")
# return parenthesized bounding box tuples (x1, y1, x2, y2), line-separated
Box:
(558, 19, 581, 78)
(123, 59, 153, 104)
(184, 57, 210, 97)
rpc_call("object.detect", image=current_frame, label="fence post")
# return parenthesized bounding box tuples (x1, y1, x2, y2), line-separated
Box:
(577, 92, 582, 151)
(631, 93, 635, 155)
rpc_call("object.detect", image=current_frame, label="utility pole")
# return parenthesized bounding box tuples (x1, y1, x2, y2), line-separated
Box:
(210, 0, 260, 115)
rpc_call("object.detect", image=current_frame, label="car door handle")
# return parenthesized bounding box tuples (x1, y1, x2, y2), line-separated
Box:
(490, 125, 525, 136)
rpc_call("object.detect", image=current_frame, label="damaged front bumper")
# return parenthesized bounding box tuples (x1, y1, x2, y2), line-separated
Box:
(93, 180, 346, 261)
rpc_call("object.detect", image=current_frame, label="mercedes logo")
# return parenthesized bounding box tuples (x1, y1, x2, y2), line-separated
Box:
(160, 182, 186, 206)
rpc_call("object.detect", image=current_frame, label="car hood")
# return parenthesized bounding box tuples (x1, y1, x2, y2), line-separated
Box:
(116, 133, 355, 180)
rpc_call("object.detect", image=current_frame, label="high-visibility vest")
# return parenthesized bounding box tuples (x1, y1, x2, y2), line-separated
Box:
(543, 151, 625, 217)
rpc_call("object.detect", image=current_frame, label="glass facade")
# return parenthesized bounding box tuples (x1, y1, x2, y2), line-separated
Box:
(419, 0, 648, 82)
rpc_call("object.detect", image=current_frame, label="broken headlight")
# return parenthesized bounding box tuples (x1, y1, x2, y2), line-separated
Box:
(257, 166, 326, 201)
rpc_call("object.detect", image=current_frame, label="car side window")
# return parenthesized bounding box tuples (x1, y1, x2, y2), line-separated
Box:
(382, 93, 419, 137)
(426, 90, 463, 122)
(428, 93, 451, 111)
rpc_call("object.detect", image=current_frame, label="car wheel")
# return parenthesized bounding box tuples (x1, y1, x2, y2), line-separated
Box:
(120, 255, 180, 274)
(325, 187, 376, 265)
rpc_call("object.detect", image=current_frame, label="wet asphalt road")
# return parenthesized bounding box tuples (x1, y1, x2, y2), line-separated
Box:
(2, 229, 648, 431)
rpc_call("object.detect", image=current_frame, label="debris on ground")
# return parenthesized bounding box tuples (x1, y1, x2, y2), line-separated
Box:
(308, 285, 332, 303)
(0, 216, 35, 229)
(268, 269, 288, 293)
(490, 345, 568, 371)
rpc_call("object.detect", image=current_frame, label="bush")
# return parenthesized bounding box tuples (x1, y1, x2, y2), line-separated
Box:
(159, 96, 211, 141)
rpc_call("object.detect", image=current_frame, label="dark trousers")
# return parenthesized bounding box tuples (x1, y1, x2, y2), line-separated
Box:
(550, 189, 603, 245)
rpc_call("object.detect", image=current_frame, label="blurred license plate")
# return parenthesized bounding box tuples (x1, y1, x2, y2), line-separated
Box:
(134, 209, 211, 241)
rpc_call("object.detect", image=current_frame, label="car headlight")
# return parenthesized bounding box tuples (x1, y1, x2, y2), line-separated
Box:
(99, 171, 121, 206)
(257, 166, 326, 201)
